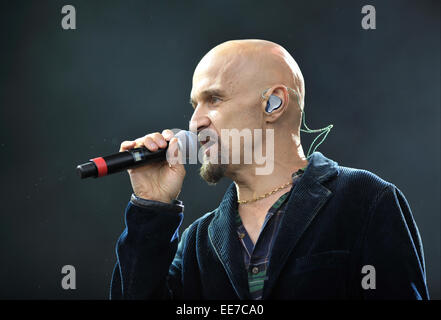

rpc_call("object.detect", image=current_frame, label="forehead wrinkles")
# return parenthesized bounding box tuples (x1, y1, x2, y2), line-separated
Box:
(193, 51, 254, 97)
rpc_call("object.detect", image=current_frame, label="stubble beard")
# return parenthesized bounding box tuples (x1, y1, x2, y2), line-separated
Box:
(199, 142, 228, 185)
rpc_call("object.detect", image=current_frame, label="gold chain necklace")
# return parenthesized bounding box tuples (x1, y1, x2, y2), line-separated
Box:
(237, 181, 293, 205)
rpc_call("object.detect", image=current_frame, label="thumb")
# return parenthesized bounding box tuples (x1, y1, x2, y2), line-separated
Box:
(166, 138, 186, 178)
(166, 137, 182, 167)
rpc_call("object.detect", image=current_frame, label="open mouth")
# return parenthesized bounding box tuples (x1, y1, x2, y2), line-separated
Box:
(199, 135, 210, 147)
(197, 128, 221, 159)
(198, 136, 217, 157)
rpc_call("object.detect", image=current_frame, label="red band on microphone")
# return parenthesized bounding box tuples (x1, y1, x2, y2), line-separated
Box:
(91, 157, 108, 177)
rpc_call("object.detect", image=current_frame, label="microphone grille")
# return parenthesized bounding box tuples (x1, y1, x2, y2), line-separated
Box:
(175, 130, 198, 161)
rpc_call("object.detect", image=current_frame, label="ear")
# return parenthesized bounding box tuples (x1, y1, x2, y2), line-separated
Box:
(262, 85, 289, 123)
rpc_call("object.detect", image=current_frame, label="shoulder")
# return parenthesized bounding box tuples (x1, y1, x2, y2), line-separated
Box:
(326, 164, 403, 215)
(334, 165, 394, 193)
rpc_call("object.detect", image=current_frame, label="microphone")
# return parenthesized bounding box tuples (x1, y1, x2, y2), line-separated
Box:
(76, 130, 197, 179)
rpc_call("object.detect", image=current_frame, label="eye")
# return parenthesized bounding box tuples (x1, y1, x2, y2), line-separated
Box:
(210, 96, 222, 105)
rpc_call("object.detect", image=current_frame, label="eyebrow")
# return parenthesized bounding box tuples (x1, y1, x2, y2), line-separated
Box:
(189, 89, 227, 107)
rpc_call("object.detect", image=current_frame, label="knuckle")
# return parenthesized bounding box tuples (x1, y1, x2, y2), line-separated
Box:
(143, 136, 156, 148)
(161, 129, 174, 141)
(120, 140, 133, 150)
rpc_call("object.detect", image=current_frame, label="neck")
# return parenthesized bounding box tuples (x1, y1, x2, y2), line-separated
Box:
(231, 138, 308, 204)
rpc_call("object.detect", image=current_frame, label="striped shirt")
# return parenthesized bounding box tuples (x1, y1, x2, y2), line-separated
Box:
(235, 170, 304, 299)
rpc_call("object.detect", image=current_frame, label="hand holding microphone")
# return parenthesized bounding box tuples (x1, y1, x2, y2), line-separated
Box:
(76, 129, 197, 204)
(122, 129, 186, 204)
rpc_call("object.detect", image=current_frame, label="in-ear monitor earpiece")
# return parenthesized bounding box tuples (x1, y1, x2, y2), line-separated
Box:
(266, 95, 282, 113)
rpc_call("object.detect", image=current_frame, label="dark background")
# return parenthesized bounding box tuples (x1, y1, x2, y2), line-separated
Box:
(0, 0, 439, 299)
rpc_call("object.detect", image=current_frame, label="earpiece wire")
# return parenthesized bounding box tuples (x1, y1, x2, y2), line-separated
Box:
(261, 87, 334, 157)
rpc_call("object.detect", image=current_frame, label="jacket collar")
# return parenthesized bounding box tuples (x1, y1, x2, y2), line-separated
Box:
(207, 151, 339, 299)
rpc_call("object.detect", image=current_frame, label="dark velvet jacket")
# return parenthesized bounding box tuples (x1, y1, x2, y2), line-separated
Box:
(110, 152, 429, 300)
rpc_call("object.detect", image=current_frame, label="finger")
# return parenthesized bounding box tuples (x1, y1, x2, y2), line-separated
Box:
(166, 137, 180, 166)
(143, 135, 159, 151)
(151, 132, 167, 148)
(120, 140, 136, 152)
(161, 129, 175, 141)
(134, 137, 145, 148)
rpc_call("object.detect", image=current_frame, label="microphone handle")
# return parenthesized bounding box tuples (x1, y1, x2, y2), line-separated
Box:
(77, 146, 168, 179)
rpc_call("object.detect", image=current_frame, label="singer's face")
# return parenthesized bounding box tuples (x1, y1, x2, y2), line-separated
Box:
(190, 50, 266, 183)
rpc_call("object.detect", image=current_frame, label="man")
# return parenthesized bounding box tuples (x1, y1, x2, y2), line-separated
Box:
(110, 39, 429, 299)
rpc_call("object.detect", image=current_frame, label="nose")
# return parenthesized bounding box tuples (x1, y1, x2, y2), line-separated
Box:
(190, 105, 211, 133)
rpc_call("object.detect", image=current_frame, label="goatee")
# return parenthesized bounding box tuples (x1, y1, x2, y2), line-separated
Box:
(199, 161, 227, 185)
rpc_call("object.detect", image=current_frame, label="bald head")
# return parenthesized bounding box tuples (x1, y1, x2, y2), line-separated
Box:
(190, 40, 308, 182)
(193, 39, 305, 111)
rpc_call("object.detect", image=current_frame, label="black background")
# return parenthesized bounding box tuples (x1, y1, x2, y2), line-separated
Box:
(0, 0, 439, 299)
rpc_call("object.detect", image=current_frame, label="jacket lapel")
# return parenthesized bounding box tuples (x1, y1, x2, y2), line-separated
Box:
(208, 183, 251, 300)
(262, 152, 339, 298)
(207, 152, 339, 300)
